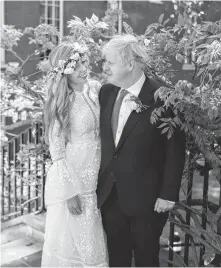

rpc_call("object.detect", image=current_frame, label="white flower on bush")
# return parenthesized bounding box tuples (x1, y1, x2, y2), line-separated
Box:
(58, 60, 65, 67)
(144, 39, 150, 46)
(70, 53, 80, 60)
(72, 43, 88, 54)
(37, 59, 51, 72)
(20, 111, 27, 120)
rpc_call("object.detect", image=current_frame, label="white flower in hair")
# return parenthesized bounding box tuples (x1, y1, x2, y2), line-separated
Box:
(48, 42, 89, 80)
(64, 68, 74, 74)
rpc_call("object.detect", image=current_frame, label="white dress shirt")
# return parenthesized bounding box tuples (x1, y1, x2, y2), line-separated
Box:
(115, 72, 145, 146)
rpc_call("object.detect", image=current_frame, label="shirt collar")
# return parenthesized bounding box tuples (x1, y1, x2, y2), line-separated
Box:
(125, 72, 145, 97)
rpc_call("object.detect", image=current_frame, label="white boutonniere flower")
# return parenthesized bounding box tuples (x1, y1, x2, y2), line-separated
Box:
(125, 95, 149, 113)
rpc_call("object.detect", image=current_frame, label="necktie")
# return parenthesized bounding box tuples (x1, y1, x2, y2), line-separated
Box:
(111, 89, 129, 141)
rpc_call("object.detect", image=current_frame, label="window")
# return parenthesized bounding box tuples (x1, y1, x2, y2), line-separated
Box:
(182, 49, 196, 70)
(107, 0, 119, 10)
(40, 0, 63, 36)
(182, 16, 197, 70)
(107, 0, 123, 34)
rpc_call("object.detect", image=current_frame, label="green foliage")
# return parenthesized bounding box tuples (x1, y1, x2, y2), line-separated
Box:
(142, 5, 221, 183)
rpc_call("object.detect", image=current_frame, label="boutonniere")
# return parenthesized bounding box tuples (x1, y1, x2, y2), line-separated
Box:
(125, 95, 149, 113)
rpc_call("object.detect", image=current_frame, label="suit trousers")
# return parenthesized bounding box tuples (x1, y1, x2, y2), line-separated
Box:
(101, 183, 168, 267)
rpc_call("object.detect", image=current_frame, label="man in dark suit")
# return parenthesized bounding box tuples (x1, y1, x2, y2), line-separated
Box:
(97, 35, 186, 267)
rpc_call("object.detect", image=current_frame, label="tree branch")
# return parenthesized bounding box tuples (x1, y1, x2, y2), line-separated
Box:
(197, 120, 221, 131)
(5, 49, 24, 63)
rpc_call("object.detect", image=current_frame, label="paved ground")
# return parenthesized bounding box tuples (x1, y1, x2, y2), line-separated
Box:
(2, 251, 42, 267)
(1, 171, 220, 267)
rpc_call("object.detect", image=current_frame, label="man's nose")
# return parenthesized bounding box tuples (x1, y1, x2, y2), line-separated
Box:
(102, 62, 108, 72)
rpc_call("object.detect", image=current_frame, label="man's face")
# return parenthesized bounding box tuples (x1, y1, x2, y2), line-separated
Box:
(102, 48, 129, 87)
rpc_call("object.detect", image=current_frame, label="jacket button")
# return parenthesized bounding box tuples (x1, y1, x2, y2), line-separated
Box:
(113, 154, 118, 159)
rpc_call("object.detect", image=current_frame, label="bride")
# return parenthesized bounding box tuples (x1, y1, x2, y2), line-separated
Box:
(41, 41, 108, 267)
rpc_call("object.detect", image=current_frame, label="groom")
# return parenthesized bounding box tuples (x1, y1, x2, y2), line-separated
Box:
(97, 35, 186, 267)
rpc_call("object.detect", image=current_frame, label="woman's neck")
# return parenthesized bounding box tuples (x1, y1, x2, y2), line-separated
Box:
(69, 81, 84, 93)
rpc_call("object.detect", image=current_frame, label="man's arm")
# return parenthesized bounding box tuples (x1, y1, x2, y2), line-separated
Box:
(154, 124, 186, 213)
(159, 125, 186, 202)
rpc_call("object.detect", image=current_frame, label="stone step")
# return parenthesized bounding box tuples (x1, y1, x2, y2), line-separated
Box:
(1, 213, 46, 266)
(1, 237, 43, 266)
(23, 212, 46, 234)
(2, 212, 46, 244)
(1, 223, 30, 245)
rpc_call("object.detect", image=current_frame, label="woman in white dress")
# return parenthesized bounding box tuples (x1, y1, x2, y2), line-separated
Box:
(41, 42, 108, 267)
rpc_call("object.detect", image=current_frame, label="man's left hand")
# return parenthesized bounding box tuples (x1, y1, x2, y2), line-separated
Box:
(154, 198, 175, 213)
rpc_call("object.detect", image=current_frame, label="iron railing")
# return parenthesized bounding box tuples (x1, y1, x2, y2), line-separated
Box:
(1, 123, 46, 222)
(166, 149, 221, 267)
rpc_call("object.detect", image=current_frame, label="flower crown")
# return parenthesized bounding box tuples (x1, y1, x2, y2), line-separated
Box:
(48, 43, 89, 82)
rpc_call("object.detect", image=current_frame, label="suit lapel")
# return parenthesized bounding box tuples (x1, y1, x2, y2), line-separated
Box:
(105, 86, 120, 145)
(100, 86, 120, 171)
(115, 77, 155, 151)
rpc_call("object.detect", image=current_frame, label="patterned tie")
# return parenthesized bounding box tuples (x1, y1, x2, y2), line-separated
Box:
(111, 89, 129, 141)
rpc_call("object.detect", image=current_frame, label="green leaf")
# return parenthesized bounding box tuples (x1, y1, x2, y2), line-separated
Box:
(160, 118, 171, 122)
(178, 14, 184, 26)
(155, 109, 162, 116)
(163, 18, 170, 27)
(196, 44, 208, 49)
(173, 117, 181, 125)
(197, 68, 205, 77)
(158, 122, 168, 128)
(167, 129, 173, 139)
(175, 53, 184, 63)
(158, 13, 164, 25)
(170, 121, 176, 127)
(208, 63, 218, 70)
(208, 73, 213, 82)
(161, 127, 169, 134)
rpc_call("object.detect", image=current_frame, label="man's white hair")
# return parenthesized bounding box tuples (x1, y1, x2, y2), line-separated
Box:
(102, 34, 148, 65)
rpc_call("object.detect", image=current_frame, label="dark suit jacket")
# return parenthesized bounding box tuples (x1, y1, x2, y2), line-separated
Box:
(97, 76, 186, 216)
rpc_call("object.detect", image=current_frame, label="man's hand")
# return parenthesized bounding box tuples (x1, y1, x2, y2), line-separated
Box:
(67, 195, 82, 215)
(154, 198, 175, 213)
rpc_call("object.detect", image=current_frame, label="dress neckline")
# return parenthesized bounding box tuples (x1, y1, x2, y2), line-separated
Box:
(75, 90, 84, 95)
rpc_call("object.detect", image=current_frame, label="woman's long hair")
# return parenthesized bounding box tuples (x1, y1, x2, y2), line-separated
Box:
(44, 42, 75, 144)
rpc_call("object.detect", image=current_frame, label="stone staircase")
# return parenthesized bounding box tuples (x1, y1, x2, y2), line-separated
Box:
(1, 213, 45, 267)
(1, 213, 191, 267)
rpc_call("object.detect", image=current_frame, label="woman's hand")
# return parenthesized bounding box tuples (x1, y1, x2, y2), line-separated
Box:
(67, 195, 82, 215)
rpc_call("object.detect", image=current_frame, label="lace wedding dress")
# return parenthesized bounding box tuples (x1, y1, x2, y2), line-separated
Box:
(41, 80, 108, 267)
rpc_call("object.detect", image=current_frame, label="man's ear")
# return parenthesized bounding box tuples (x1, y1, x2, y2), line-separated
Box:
(128, 58, 135, 71)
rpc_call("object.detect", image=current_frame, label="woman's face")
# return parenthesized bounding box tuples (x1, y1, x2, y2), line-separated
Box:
(67, 55, 89, 86)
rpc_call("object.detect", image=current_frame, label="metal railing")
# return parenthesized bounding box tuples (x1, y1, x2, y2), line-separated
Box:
(1, 123, 46, 222)
(166, 149, 221, 267)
